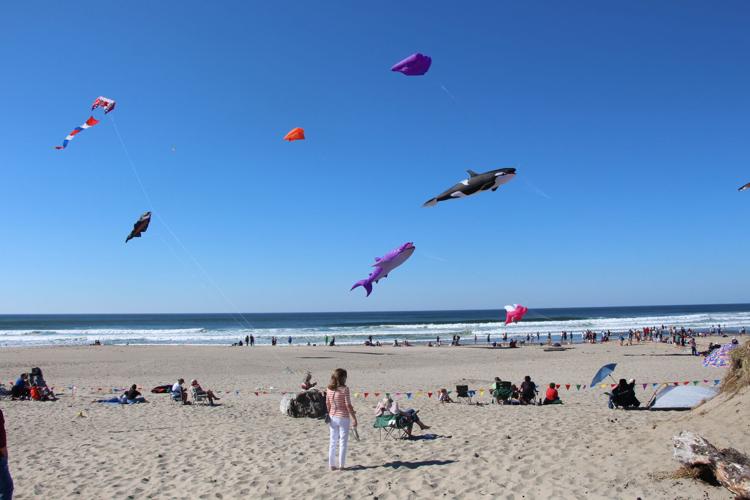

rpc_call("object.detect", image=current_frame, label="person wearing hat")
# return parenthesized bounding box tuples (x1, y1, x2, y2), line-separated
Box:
(609, 378, 640, 409)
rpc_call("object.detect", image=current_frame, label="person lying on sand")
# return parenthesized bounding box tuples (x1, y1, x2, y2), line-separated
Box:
(191, 379, 220, 405)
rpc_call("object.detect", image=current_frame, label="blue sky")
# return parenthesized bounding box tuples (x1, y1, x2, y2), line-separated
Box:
(0, 1, 748, 313)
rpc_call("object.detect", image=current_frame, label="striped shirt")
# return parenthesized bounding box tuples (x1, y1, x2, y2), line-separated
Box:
(326, 386, 352, 418)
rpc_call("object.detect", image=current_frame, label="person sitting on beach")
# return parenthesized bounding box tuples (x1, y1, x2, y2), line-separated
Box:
(543, 383, 562, 405)
(491, 377, 513, 404)
(11, 374, 30, 400)
(519, 376, 537, 405)
(172, 378, 188, 404)
(437, 388, 453, 403)
(609, 378, 640, 409)
(300, 372, 317, 391)
(124, 384, 145, 403)
(375, 397, 430, 437)
(191, 379, 220, 405)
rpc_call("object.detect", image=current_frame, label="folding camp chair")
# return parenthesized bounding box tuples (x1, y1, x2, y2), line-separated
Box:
(373, 414, 409, 440)
(191, 387, 210, 405)
(456, 385, 473, 404)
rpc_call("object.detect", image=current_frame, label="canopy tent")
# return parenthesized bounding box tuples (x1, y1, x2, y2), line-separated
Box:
(649, 385, 717, 411)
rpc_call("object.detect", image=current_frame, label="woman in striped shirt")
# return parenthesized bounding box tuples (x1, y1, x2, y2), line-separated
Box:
(325, 368, 357, 471)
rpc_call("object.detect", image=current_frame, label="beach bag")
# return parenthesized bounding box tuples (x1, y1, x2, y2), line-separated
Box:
(30, 386, 42, 401)
(150, 384, 172, 394)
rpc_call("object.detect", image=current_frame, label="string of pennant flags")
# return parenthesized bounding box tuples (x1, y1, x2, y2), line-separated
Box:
(39, 378, 723, 398)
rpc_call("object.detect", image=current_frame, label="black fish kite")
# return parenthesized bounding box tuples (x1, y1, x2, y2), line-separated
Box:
(126, 212, 151, 243)
(423, 167, 517, 207)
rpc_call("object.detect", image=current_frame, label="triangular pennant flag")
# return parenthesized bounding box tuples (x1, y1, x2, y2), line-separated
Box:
(468, 390, 476, 397)
(565, 384, 570, 390)
(582, 385, 587, 389)
(652, 383, 658, 388)
(673, 382, 679, 386)
(683, 381, 690, 385)
(447, 390, 452, 394)
(479, 389, 485, 396)
(642, 384, 647, 390)
(609, 384, 616, 389)
(714, 380, 720, 385)
(427, 392, 433, 398)
(416, 391, 422, 398)
(703, 379, 709, 384)
(395, 392, 401, 398)
(575, 384, 581, 390)
(385, 393, 390, 398)
(254, 392, 259, 396)
(555, 384, 560, 389)
(363, 392, 369, 398)
(692, 381, 699, 386)
(374, 392, 380, 398)
(406, 392, 412, 400)
(354, 392, 359, 398)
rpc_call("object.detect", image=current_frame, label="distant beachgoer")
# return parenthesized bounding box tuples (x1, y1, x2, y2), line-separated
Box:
(375, 397, 430, 437)
(474, 334, 477, 344)
(11, 374, 30, 401)
(491, 377, 511, 404)
(325, 335, 329, 346)
(486, 334, 490, 344)
(326, 368, 357, 471)
(191, 379, 220, 405)
(125, 384, 142, 402)
(288, 336, 292, 345)
(239, 340, 243, 346)
(690, 337, 697, 356)
(0, 408, 13, 500)
(438, 388, 453, 403)
(330, 336, 336, 347)
(301, 372, 317, 391)
(172, 378, 188, 404)
(519, 376, 537, 405)
(543, 383, 561, 405)
(245, 335, 250, 346)
(609, 378, 639, 409)
(250, 334, 255, 346)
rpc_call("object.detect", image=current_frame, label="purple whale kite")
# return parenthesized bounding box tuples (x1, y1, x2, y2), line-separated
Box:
(391, 53, 432, 76)
(351, 242, 416, 297)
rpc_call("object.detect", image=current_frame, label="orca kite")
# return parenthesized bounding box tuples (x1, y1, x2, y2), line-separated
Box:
(126, 212, 151, 243)
(739, 182, 750, 192)
(423, 167, 516, 207)
(351, 242, 415, 297)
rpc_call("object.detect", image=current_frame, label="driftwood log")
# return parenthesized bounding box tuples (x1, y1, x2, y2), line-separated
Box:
(673, 431, 750, 499)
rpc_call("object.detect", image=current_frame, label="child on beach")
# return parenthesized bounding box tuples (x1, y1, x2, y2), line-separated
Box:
(543, 383, 561, 405)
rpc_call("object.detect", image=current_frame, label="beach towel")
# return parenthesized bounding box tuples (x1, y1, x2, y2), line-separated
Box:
(96, 396, 147, 404)
(151, 385, 172, 394)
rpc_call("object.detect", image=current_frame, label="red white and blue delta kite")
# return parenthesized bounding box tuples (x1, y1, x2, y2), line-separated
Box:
(55, 96, 116, 150)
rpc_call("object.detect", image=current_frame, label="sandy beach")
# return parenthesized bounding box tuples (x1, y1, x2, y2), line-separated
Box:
(1, 339, 747, 499)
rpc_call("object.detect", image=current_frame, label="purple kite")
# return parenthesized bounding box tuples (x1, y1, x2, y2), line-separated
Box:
(391, 53, 432, 76)
(351, 242, 415, 297)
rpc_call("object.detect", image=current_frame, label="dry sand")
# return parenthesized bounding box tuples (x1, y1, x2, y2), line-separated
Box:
(1, 339, 747, 499)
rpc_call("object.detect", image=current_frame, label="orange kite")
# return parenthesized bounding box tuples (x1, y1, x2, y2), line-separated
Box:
(284, 127, 305, 141)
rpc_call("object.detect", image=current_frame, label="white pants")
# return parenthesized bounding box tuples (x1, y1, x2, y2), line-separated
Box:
(328, 416, 350, 468)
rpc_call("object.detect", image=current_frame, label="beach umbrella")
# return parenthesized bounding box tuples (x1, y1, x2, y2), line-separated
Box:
(590, 363, 617, 387)
(702, 343, 738, 368)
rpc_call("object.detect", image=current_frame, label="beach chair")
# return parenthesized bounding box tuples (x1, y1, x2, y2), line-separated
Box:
(455, 385, 473, 404)
(191, 387, 209, 405)
(492, 381, 513, 404)
(373, 414, 408, 440)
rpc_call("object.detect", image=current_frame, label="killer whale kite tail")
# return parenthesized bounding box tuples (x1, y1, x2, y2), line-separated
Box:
(422, 197, 438, 207)
(350, 280, 373, 297)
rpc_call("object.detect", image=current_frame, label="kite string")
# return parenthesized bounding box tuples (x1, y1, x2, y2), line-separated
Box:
(109, 117, 294, 373)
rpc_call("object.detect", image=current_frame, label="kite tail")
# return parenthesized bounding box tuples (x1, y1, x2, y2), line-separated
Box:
(422, 198, 438, 208)
(350, 279, 373, 297)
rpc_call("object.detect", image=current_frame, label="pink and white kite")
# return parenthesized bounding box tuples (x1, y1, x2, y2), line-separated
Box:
(504, 304, 528, 325)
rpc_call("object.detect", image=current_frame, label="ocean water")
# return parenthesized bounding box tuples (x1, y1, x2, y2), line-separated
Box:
(0, 304, 749, 347)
